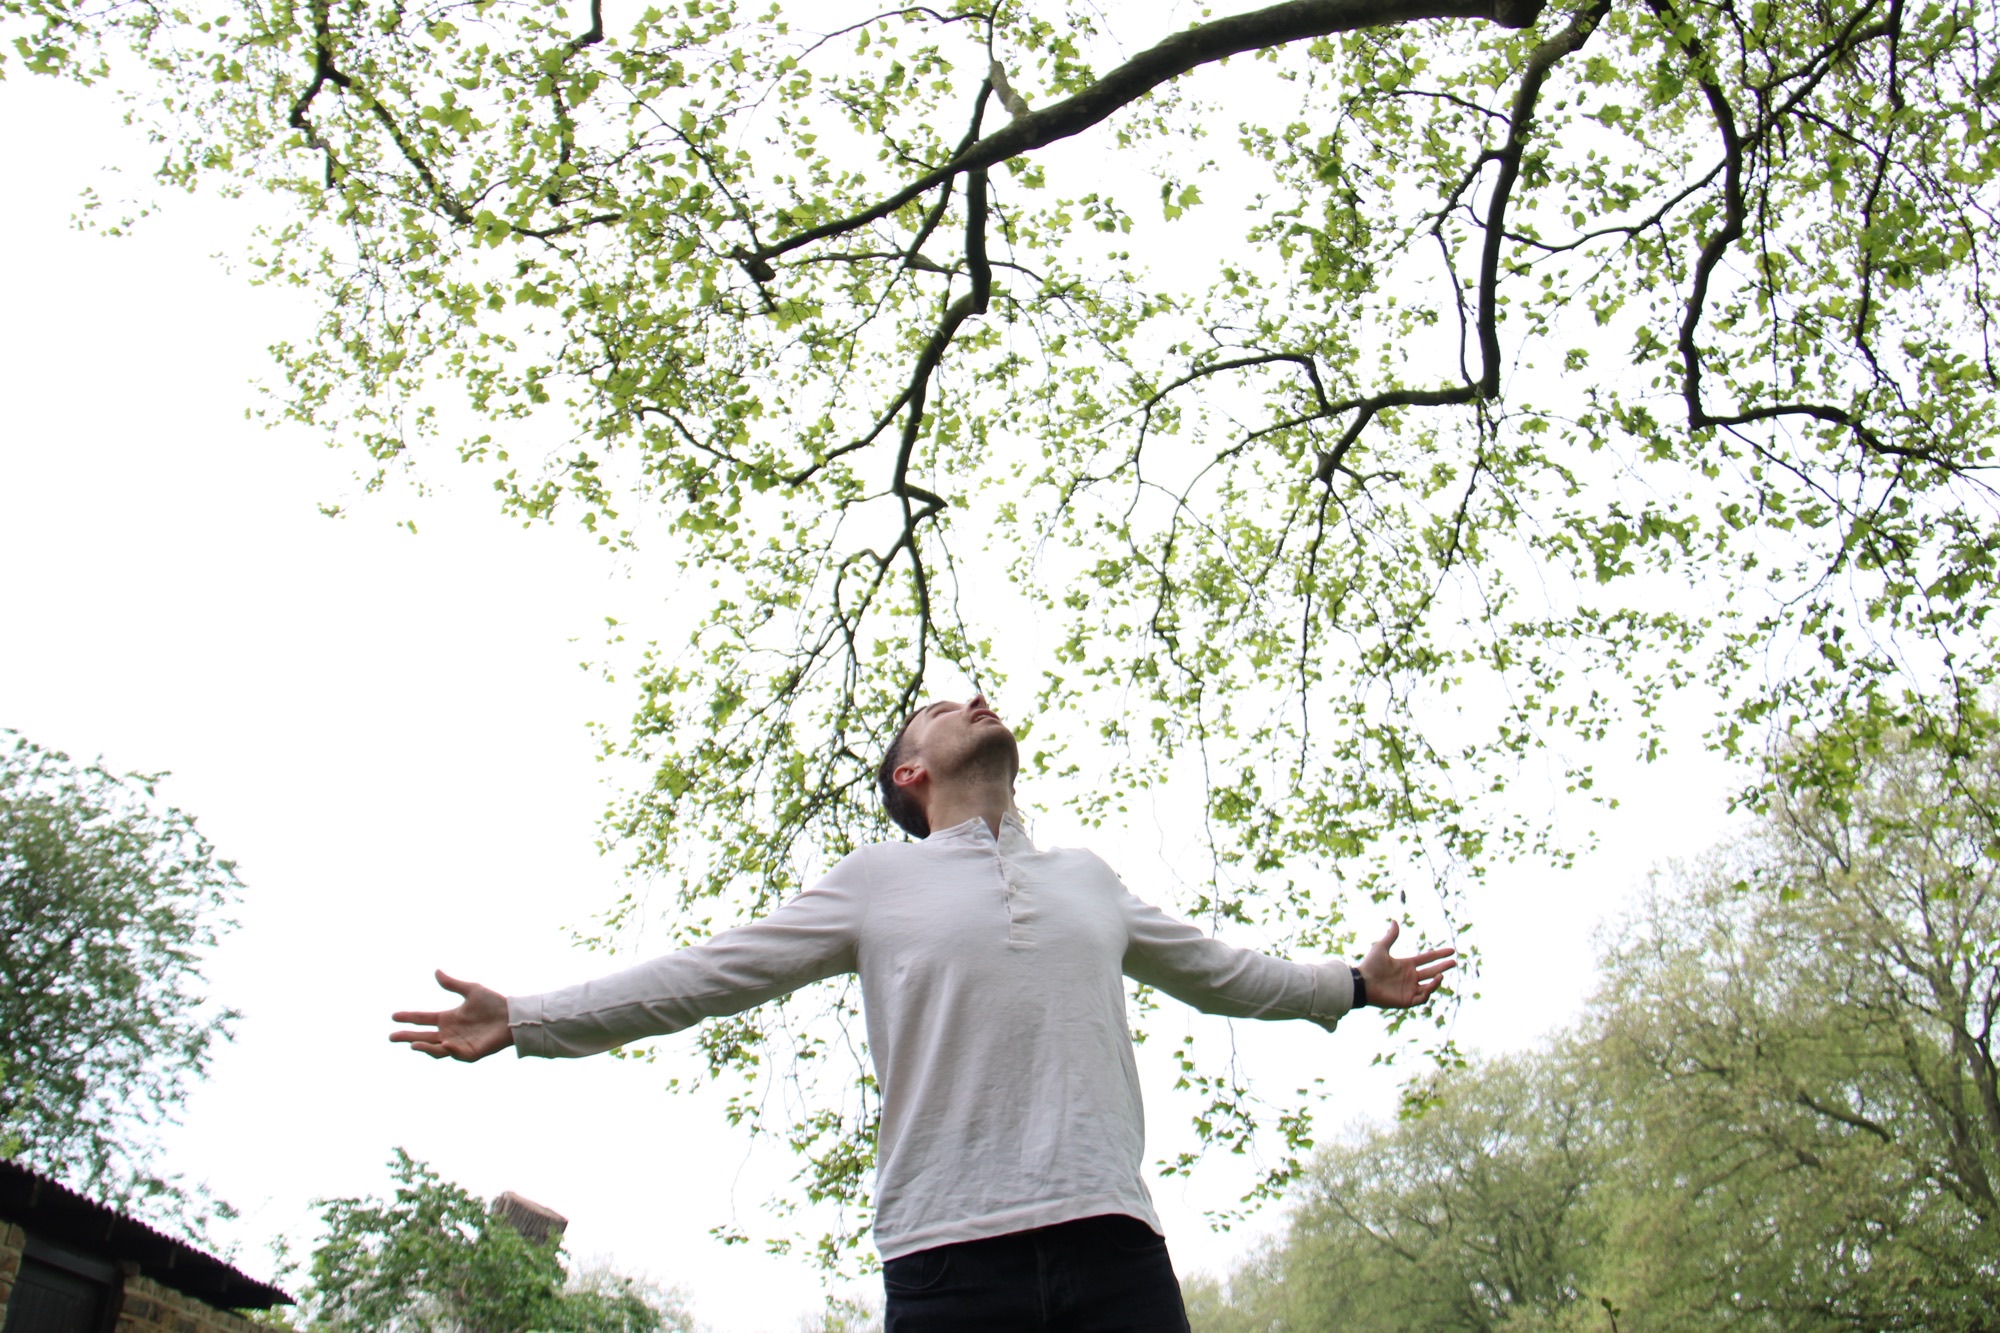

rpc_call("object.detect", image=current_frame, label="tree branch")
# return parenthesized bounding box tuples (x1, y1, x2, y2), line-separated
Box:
(288, 7, 472, 225)
(1653, 0, 1890, 454)
(1314, 387, 1480, 484)
(544, 0, 607, 202)
(1475, 0, 1613, 395)
(288, 0, 353, 186)
(1261, 0, 1606, 486)
(752, 0, 1547, 265)
(1793, 1089, 1895, 1144)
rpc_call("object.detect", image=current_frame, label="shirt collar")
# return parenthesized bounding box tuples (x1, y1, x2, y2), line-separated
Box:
(926, 810, 1037, 852)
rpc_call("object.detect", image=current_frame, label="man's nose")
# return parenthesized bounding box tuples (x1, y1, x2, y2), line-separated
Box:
(969, 693, 990, 712)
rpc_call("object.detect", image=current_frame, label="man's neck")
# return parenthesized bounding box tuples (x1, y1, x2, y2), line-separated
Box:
(925, 778, 1016, 839)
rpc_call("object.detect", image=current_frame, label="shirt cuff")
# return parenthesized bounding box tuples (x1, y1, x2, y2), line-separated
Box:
(507, 993, 551, 1058)
(1310, 961, 1355, 1030)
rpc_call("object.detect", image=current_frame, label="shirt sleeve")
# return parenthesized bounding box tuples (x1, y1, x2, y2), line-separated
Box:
(1118, 882, 1353, 1031)
(508, 853, 867, 1058)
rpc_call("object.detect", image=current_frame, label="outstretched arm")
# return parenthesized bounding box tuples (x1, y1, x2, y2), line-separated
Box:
(1122, 876, 1455, 1026)
(392, 855, 867, 1063)
(390, 969, 515, 1062)
(1355, 920, 1456, 1009)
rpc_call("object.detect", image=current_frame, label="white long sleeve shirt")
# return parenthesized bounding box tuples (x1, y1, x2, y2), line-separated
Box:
(508, 813, 1355, 1258)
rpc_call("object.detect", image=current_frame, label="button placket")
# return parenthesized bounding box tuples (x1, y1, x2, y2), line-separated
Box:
(1000, 853, 1035, 947)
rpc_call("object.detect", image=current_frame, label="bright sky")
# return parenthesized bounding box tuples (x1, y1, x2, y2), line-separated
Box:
(0, 69, 1741, 1332)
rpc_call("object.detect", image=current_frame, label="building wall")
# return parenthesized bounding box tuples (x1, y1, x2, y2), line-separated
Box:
(0, 1220, 23, 1313)
(0, 1224, 269, 1333)
(115, 1275, 267, 1333)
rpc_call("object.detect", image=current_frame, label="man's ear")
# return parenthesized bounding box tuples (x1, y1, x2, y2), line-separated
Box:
(892, 758, 927, 791)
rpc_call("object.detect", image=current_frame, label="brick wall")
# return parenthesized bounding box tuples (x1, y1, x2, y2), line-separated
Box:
(116, 1274, 269, 1333)
(0, 1220, 22, 1312)
(0, 1231, 272, 1333)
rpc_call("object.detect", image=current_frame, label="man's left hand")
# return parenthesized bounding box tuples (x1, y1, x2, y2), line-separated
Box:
(1357, 920, 1456, 1008)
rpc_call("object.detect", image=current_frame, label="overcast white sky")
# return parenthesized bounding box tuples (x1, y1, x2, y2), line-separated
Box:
(0, 68, 1742, 1332)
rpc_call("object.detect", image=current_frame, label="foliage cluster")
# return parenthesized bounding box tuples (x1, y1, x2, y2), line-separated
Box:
(302, 1150, 697, 1333)
(0, 728, 239, 1225)
(1185, 722, 2000, 1329)
(796, 1295, 883, 1333)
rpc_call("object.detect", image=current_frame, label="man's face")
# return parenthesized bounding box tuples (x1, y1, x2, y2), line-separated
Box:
(898, 693, 1019, 788)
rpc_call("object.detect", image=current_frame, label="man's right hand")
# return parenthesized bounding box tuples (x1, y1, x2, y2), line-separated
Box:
(390, 969, 515, 1061)
(1355, 920, 1456, 1009)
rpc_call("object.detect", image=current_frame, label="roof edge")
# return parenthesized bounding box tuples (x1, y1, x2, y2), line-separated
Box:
(0, 1160, 293, 1310)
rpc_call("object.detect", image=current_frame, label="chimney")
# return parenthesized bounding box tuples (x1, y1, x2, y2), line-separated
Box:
(490, 1192, 569, 1246)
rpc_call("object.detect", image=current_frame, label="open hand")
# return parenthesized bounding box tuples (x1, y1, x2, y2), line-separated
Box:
(390, 969, 515, 1061)
(1358, 921, 1456, 1008)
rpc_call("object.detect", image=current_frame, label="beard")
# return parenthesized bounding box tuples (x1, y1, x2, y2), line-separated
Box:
(943, 721, 1021, 787)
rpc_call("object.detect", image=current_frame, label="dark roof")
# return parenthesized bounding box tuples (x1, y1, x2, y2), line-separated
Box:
(0, 1160, 292, 1310)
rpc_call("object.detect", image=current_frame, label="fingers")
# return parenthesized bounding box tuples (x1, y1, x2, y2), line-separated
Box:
(1400, 958, 1459, 1004)
(391, 1033, 449, 1057)
(389, 972, 473, 1030)
(1372, 919, 1401, 949)
(391, 1030, 476, 1060)
(1383, 976, 1448, 1009)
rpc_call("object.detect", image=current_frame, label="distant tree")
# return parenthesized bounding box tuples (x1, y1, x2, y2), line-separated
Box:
(1176, 1275, 1250, 1333)
(1190, 1050, 1613, 1331)
(1192, 718, 2000, 1330)
(302, 1150, 697, 1333)
(794, 1295, 881, 1333)
(1590, 719, 2000, 1329)
(0, 728, 240, 1223)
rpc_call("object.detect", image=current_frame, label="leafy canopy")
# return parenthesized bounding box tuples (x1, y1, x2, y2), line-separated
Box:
(10, 0, 2000, 1248)
(0, 729, 240, 1228)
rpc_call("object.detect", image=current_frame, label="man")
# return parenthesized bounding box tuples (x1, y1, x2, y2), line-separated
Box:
(392, 694, 1454, 1331)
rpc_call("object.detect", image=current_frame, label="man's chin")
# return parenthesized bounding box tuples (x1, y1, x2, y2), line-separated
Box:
(968, 726, 1022, 779)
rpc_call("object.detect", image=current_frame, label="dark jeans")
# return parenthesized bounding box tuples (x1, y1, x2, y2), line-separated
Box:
(882, 1214, 1191, 1333)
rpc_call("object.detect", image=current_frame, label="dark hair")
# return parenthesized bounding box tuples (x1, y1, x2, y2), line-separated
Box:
(876, 711, 929, 839)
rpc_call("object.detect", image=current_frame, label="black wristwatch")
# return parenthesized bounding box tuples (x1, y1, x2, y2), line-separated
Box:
(1350, 966, 1369, 1009)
